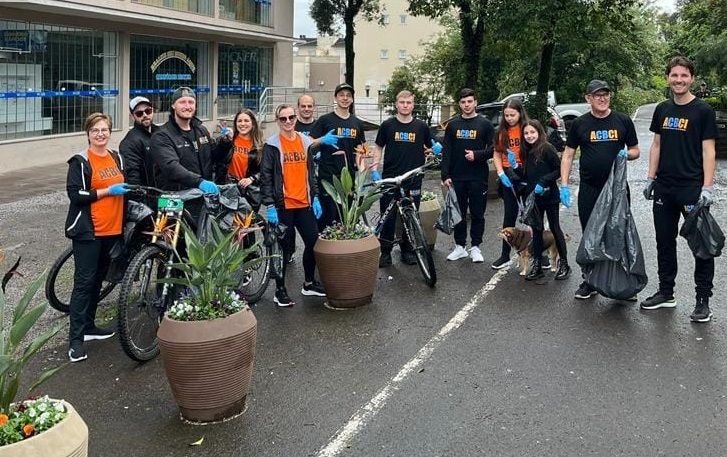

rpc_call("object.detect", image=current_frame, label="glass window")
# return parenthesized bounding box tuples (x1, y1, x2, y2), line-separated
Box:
(0, 21, 118, 141)
(382, 14, 389, 25)
(217, 44, 272, 117)
(398, 49, 407, 60)
(219, 0, 272, 27)
(399, 14, 407, 24)
(129, 35, 210, 121)
(132, 0, 213, 16)
(379, 49, 388, 60)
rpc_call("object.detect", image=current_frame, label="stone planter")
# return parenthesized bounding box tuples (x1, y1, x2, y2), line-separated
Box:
(314, 234, 380, 308)
(1, 400, 88, 457)
(418, 198, 441, 250)
(157, 308, 257, 423)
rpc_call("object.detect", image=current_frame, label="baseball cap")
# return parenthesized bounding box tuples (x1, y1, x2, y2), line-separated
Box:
(586, 80, 610, 94)
(171, 86, 196, 104)
(129, 96, 151, 112)
(334, 83, 355, 96)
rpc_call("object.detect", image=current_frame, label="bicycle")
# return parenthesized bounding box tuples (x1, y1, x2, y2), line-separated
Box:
(369, 160, 438, 287)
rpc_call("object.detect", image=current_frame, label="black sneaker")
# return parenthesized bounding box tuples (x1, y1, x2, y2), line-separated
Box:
(690, 297, 712, 323)
(640, 290, 676, 310)
(68, 342, 87, 362)
(491, 254, 511, 270)
(541, 255, 551, 270)
(274, 287, 295, 307)
(84, 326, 115, 342)
(575, 282, 597, 299)
(379, 251, 393, 268)
(301, 280, 326, 297)
(554, 259, 571, 280)
(401, 251, 417, 265)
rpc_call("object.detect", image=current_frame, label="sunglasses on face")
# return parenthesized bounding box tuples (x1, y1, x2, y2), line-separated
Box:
(134, 107, 153, 117)
(278, 115, 296, 122)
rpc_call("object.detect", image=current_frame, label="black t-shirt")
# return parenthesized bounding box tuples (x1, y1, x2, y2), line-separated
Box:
(311, 111, 366, 181)
(523, 143, 561, 204)
(295, 119, 316, 137)
(650, 98, 718, 187)
(441, 115, 494, 182)
(566, 111, 638, 187)
(375, 117, 432, 187)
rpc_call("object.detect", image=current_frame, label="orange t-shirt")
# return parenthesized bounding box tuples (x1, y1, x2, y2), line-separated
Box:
(280, 134, 309, 209)
(501, 125, 522, 168)
(88, 150, 124, 236)
(228, 136, 253, 179)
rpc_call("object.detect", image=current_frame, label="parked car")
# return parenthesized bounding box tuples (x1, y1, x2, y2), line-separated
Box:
(475, 101, 566, 147)
(501, 90, 557, 108)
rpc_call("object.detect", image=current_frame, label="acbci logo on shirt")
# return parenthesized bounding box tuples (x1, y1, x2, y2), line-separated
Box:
(662, 117, 689, 131)
(589, 129, 620, 142)
(98, 167, 119, 179)
(336, 127, 358, 138)
(456, 129, 478, 139)
(394, 131, 416, 142)
(283, 151, 307, 163)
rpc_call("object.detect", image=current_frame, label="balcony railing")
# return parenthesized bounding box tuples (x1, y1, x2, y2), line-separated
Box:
(133, 0, 213, 16)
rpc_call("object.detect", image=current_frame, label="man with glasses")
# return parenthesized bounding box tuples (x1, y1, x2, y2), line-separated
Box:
(560, 79, 640, 300)
(121, 96, 159, 188)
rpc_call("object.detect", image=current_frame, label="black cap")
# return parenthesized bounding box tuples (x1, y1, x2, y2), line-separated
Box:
(586, 80, 610, 94)
(334, 83, 355, 96)
(171, 86, 196, 104)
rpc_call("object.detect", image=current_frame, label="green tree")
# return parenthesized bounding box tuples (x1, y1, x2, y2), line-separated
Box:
(380, 66, 428, 119)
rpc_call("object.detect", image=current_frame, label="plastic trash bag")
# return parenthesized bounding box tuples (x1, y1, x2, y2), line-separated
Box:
(680, 205, 725, 259)
(435, 189, 463, 235)
(198, 184, 253, 243)
(576, 156, 648, 300)
(520, 191, 543, 230)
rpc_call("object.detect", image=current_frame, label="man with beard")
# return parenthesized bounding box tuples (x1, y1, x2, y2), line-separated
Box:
(121, 96, 159, 189)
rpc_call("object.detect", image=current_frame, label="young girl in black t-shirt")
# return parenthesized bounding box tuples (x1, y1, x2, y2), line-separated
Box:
(521, 120, 570, 281)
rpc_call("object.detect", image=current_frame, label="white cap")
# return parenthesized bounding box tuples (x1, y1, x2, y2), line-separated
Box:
(129, 96, 151, 112)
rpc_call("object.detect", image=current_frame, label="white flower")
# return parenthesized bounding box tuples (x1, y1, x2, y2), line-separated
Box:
(54, 402, 65, 413)
(39, 412, 50, 424)
(37, 401, 48, 412)
(27, 407, 37, 418)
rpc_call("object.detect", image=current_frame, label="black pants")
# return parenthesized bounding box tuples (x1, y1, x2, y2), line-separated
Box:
(69, 236, 119, 345)
(277, 207, 319, 287)
(498, 182, 520, 256)
(653, 184, 714, 299)
(532, 200, 568, 262)
(379, 187, 422, 253)
(452, 179, 487, 247)
(317, 176, 340, 230)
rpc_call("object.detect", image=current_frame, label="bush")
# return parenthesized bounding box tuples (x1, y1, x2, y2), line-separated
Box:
(612, 86, 663, 116)
(704, 94, 727, 110)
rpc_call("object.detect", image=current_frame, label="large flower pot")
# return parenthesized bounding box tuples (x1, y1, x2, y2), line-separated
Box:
(157, 308, 257, 423)
(314, 235, 380, 308)
(418, 198, 441, 250)
(1, 400, 88, 457)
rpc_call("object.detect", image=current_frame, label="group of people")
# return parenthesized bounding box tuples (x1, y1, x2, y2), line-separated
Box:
(63, 55, 718, 364)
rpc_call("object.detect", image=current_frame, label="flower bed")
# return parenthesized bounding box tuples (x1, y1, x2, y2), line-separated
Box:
(0, 396, 67, 446)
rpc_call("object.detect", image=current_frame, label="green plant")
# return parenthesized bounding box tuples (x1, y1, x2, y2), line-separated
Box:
(0, 395, 68, 446)
(421, 191, 437, 202)
(321, 167, 383, 239)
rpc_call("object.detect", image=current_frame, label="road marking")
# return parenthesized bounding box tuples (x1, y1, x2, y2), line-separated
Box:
(316, 268, 509, 457)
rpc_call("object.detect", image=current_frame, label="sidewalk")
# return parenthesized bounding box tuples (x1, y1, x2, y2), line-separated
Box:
(0, 163, 67, 204)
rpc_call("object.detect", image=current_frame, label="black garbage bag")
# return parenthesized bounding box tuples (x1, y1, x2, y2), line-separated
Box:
(679, 205, 725, 259)
(198, 184, 253, 243)
(435, 189, 463, 235)
(576, 156, 648, 300)
(520, 191, 543, 231)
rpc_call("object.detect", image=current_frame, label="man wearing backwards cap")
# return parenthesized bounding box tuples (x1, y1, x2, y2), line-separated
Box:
(560, 79, 640, 300)
(120, 96, 159, 189)
(310, 82, 366, 229)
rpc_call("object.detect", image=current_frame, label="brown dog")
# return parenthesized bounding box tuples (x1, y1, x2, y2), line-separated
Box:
(498, 227, 559, 276)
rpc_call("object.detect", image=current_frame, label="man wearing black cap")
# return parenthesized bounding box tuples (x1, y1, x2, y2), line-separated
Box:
(560, 79, 640, 300)
(310, 83, 366, 229)
(121, 96, 159, 188)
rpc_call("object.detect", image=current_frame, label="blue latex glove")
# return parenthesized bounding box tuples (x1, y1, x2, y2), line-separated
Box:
(534, 184, 545, 195)
(431, 141, 443, 156)
(560, 186, 572, 208)
(312, 197, 323, 219)
(498, 172, 512, 188)
(220, 127, 231, 137)
(198, 180, 219, 194)
(320, 129, 339, 148)
(643, 178, 655, 200)
(699, 186, 714, 207)
(371, 170, 382, 181)
(108, 183, 129, 196)
(618, 149, 628, 159)
(267, 206, 279, 225)
(507, 149, 518, 169)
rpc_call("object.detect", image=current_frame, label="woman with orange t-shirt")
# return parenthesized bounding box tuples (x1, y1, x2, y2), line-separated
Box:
(491, 99, 530, 270)
(64, 113, 129, 362)
(218, 109, 264, 192)
(260, 104, 324, 307)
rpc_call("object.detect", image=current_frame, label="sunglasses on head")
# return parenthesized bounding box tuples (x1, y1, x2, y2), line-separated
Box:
(278, 115, 296, 122)
(134, 107, 153, 117)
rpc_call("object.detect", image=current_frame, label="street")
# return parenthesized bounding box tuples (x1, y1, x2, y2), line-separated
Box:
(1, 103, 727, 456)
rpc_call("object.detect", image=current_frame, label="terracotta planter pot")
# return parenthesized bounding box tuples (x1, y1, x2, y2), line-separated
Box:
(1, 400, 88, 457)
(418, 198, 441, 250)
(314, 234, 380, 308)
(157, 308, 257, 423)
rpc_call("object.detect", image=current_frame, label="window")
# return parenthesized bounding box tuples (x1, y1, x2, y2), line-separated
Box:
(399, 14, 407, 24)
(217, 44, 273, 117)
(379, 49, 388, 60)
(132, 0, 213, 16)
(129, 35, 210, 121)
(382, 14, 390, 25)
(219, 0, 273, 27)
(398, 49, 407, 60)
(0, 21, 118, 141)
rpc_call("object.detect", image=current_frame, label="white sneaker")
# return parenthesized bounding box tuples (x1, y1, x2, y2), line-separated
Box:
(470, 246, 484, 263)
(447, 245, 469, 261)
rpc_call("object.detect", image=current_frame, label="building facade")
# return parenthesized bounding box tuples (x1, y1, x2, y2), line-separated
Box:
(0, 0, 294, 171)
(292, 35, 344, 92)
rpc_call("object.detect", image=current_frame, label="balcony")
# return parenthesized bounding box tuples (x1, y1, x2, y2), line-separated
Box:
(219, 0, 272, 27)
(132, 0, 213, 16)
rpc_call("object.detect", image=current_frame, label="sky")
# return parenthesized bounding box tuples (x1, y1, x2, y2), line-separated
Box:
(293, 0, 677, 37)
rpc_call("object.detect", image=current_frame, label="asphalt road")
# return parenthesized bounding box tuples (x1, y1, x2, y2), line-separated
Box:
(2, 103, 727, 456)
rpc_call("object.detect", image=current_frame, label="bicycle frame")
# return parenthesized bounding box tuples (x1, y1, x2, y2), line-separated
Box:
(373, 188, 417, 243)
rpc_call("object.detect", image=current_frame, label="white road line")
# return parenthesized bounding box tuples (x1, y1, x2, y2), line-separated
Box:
(316, 268, 509, 457)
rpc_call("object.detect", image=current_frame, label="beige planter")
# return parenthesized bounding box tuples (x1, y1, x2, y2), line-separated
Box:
(157, 308, 257, 423)
(314, 235, 380, 308)
(418, 198, 441, 250)
(1, 400, 88, 457)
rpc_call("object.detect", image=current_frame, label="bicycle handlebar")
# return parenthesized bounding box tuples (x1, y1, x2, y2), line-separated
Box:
(372, 158, 439, 188)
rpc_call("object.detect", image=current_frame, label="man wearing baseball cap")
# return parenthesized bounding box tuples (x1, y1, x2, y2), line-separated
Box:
(120, 96, 159, 189)
(560, 79, 640, 300)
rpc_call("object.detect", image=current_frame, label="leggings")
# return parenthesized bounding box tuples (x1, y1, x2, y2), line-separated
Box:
(531, 201, 567, 262)
(498, 182, 520, 256)
(277, 207, 319, 286)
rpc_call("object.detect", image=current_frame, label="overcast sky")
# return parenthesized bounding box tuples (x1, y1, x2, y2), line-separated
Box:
(294, 0, 677, 37)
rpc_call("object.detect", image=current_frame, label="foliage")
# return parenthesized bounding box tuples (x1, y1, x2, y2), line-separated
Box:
(421, 191, 437, 202)
(380, 67, 429, 119)
(321, 167, 382, 239)
(611, 85, 664, 116)
(0, 266, 64, 416)
(0, 396, 68, 446)
(319, 222, 372, 240)
(704, 95, 727, 110)
(167, 290, 247, 322)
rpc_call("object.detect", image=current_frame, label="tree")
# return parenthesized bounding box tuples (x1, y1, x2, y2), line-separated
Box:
(310, 0, 383, 87)
(380, 66, 428, 119)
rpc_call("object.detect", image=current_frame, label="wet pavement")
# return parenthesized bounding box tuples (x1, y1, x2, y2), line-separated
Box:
(2, 103, 727, 456)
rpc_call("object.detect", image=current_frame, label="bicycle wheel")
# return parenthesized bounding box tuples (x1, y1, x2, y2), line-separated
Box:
(236, 228, 271, 304)
(117, 244, 171, 361)
(401, 207, 437, 287)
(45, 245, 116, 313)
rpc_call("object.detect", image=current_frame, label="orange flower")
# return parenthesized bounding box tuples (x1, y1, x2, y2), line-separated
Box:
(0, 414, 8, 426)
(22, 423, 34, 437)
